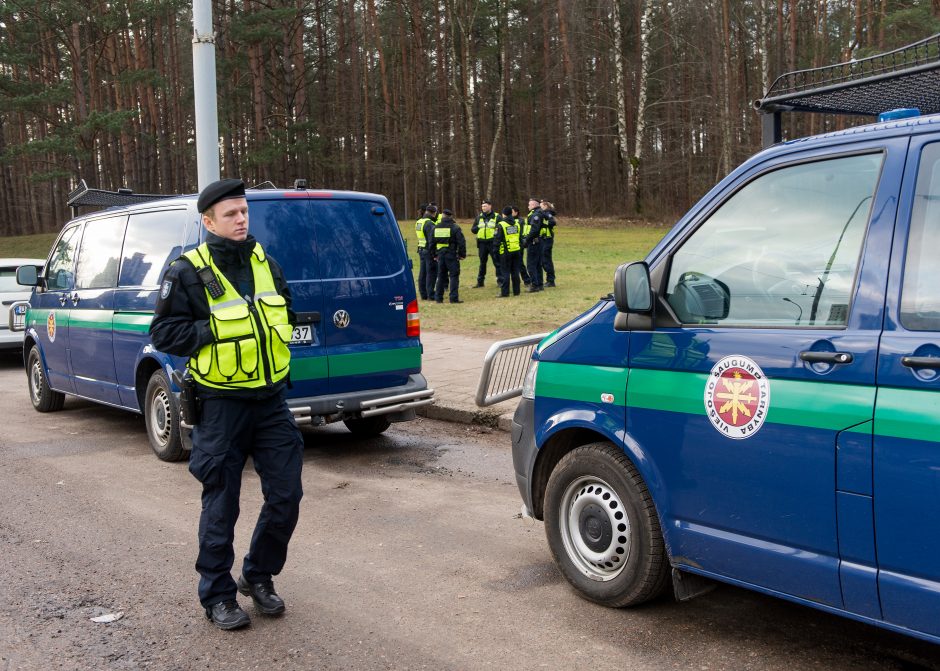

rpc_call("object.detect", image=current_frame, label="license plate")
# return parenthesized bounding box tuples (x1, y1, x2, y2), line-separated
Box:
(290, 325, 312, 344)
(12, 304, 27, 329)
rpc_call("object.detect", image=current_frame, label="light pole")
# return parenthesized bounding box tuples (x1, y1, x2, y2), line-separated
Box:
(192, 0, 220, 190)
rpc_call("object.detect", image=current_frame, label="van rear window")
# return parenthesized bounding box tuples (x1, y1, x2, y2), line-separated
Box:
(249, 198, 403, 281)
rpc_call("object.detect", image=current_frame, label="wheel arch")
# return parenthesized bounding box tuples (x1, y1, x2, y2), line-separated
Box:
(532, 420, 671, 556)
(134, 355, 165, 412)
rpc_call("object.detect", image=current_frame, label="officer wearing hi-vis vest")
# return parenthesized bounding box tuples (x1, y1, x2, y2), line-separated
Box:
(470, 199, 499, 288)
(522, 197, 545, 292)
(432, 208, 467, 303)
(492, 206, 523, 297)
(150, 178, 304, 631)
(414, 203, 436, 301)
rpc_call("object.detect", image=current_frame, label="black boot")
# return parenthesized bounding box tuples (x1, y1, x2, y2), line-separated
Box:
(237, 575, 286, 615)
(205, 600, 251, 630)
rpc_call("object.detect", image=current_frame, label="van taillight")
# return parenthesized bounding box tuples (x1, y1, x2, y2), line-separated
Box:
(406, 300, 420, 337)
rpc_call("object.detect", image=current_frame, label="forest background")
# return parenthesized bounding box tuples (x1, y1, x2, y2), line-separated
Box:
(2, 0, 939, 236)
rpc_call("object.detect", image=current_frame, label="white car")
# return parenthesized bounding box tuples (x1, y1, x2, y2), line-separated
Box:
(1, 258, 45, 351)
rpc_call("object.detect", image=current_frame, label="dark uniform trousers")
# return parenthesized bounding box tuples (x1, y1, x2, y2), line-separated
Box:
(500, 251, 522, 296)
(189, 389, 304, 608)
(526, 239, 544, 289)
(417, 248, 432, 300)
(541, 236, 555, 284)
(477, 239, 498, 286)
(425, 253, 439, 300)
(436, 250, 461, 302)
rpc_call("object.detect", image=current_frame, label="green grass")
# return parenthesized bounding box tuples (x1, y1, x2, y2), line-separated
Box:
(0, 219, 672, 338)
(0, 233, 57, 259)
(401, 217, 671, 337)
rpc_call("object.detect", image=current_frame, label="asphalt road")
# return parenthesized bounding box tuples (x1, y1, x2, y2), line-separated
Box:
(0, 350, 938, 671)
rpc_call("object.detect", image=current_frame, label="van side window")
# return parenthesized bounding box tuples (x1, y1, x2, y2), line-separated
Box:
(120, 210, 186, 288)
(900, 143, 940, 331)
(666, 153, 883, 327)
(75, 216, 125, 289)
(46, 224, 81, 290)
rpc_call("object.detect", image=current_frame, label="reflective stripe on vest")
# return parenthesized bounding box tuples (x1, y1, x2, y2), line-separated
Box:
(433, 226, 452, 248)
(499, 220, 521, 253)
(415, 217, 430, 248)
(183, 243, 291, 390)
(476, 213, 497, 240)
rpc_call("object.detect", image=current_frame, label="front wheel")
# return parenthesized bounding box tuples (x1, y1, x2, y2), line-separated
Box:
(343, 415, 391, 438)
(27, 346, 65, 412)
(144, 370, 187, 462)
(544, 442, 669, 607)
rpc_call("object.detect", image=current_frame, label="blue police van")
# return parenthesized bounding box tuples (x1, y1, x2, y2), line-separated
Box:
(13, 181, 432, 461)
(478, 39, 940, 644)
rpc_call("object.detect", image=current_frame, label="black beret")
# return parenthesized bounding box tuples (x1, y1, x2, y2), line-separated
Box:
(425, 204, 438, 213)
(482, 199, 492, 205)
(501, 206, 513, 216)
(442, 208, 453, 216)
(198, 178, 246, 213)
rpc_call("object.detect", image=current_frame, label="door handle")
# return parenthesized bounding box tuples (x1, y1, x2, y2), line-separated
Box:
(901, 356, 940, 370)
(70, 292, 80, 306)
(799, 351, 854, 364)
(58, 295, 67, 306)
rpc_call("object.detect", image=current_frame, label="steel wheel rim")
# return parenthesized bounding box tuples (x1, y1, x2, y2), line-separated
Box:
(559, 475, 631, 581)
(29, 359, 43, 406)
(149, 388, 172, 447)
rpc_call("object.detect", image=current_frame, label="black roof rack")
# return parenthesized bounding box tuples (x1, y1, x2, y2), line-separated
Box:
(67, 179, 174, 217)
(754, 33, 940, 147)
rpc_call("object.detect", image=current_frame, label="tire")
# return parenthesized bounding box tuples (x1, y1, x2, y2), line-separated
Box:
(144, 370, 187, 462)
(27, 346, 65, 412)
(544, 442, 669, 607)
(343, 415, 391, 437)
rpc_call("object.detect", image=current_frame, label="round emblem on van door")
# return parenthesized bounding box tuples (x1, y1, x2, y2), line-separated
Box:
(703, 355, 770, 440)
(47, 312, 57, 343)
(333, 310, 350, 329)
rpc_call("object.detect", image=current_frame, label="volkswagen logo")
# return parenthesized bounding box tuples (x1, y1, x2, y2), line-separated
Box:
(333, 310, 350, 328)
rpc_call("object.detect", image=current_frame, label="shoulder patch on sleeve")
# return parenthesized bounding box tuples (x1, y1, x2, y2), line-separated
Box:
(160, 280, 173, 299)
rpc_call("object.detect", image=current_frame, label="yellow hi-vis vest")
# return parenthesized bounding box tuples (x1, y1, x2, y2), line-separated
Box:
(523, 210, 535, 237)
(183, 243, 291, 390)
(415, 217, 430, 248)
(498, 219, 521, 253)
(433, 224, 452, 251)
(476, 212, 497, 240)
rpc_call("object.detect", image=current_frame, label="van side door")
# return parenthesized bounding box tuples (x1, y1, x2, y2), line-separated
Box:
(873, 137, 940, 639)
(626, 140, 904, 609)
(69, 214, 126, 404)
(33, 223, 82, 393)
(113, 208, 192, 409)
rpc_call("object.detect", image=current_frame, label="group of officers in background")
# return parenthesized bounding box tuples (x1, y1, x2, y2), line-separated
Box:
(414, 197, 557, 303)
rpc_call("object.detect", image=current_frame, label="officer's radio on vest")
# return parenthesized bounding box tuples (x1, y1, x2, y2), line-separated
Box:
(196, 266, 225, 299)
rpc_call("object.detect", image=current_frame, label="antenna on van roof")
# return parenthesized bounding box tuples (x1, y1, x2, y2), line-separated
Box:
(66, 179, 172, 218)
(754, 33, 940, 147)
(249, 180, 278, 190)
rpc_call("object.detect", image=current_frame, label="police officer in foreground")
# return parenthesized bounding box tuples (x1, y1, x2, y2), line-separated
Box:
(492, 205, 523, 297)
(470, 199, 498, 288)
(150, 178, 304, 631)
(523, 197, 545, 292)
(414, 203, 436, 300)
(432, 208, 467, 303)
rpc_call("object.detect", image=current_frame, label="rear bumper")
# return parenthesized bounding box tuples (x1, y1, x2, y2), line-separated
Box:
(287, 374, 434, 425)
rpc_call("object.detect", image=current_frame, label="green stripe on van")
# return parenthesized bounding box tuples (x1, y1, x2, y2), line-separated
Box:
(113, 312, 153, 332)
(290, 355, 329, 381)
(874, 386, 940, 442)
(328, 346, 421, 378)
(536, 361, 628, 406)
(67, 309, 113, 330)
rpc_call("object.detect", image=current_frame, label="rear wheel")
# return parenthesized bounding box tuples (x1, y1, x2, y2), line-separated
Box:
(144, 370, 187, 462)
(27, 346, 64, 412)
(343, 415, 391, 437)
(544, 442, 669, 607)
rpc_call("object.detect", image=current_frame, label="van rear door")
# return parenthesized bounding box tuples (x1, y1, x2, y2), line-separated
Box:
(311, 197, 420, 394)
(873, 137, 940, 638)
(248, 197, 329, 399)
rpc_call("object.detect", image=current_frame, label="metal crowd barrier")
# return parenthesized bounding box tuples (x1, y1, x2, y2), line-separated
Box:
(475, 333, 548, 407)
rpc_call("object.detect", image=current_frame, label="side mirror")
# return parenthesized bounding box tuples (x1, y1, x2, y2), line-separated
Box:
(614, 261, 652, 313)
(16, 265, 39, 287)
